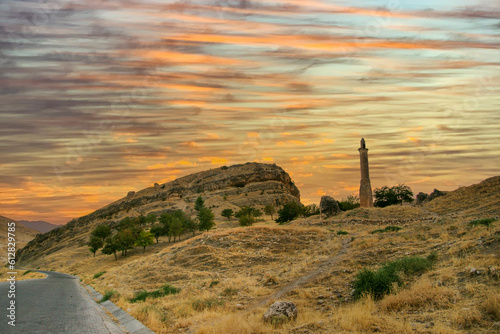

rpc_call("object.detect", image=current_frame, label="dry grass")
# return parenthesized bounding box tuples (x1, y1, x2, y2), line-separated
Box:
(380, 278, 458, 312)
(0, 268, 46, 281)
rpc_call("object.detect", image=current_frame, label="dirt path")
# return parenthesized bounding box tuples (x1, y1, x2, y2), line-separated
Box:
(253, 235, 353, 308)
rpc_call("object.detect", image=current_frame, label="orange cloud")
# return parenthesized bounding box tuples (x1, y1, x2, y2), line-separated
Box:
(198, 157, 229, 165)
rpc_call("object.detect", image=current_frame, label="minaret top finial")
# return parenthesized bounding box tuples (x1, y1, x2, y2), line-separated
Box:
(360, 138, 366, 149)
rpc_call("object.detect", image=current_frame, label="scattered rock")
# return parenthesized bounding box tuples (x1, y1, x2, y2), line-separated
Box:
(320, 196, 340, 217)
(235, 303, 245, 310)
(263, 301, 298, 324)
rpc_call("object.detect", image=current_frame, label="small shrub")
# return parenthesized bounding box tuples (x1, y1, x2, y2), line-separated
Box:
(100, 290, 116, 303)
(130, 290, 149, 303)
(130, 284, 180, 303)
(93, 271, 106, 279)
(353, 254, 437, 300)
(469, 218, 495, 228)
(337, 230, 349, 235)
(22, 270, 33, 276)
(192, 298, 225, 311)
(209, 280, 219, 288)
(370, 226, 402, 234)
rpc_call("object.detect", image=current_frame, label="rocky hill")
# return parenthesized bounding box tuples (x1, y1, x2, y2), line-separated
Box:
(17, 162, 300, 263)
(0, 215, 39, 265)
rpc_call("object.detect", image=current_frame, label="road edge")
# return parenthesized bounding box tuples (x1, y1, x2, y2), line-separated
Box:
(82, 282, 156, 334)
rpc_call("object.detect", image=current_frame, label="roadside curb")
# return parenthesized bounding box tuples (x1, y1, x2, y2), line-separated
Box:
(84, 283, 156, 334)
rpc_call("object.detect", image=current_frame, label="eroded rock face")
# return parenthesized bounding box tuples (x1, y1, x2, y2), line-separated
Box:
(320, 196, 340, 217)
(17, 163, 301, 263)
(263, 301, 298, 323)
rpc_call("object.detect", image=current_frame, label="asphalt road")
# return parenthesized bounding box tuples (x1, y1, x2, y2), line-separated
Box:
(0, 271, 124, 334)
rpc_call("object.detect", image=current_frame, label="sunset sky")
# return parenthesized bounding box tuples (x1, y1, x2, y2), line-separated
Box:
(1, 0, 499, 224)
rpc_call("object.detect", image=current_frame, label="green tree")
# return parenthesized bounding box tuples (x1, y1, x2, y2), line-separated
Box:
(198, 207, 215, 231)
(170, 217, 184, 241)
(118, 217, 134, 230)
(150, 225, 164, 243)
(276, 202, 302, 224)
(135, 230, 154, 253)
(146, 213, 157, 225)
(239, 214, 256, 227)
(88, 236, 103, 257)
(115, 229, 136, 256)
(195, 196, 205, 211)
(235, 206, 262, 218)
(102, 237, 119, 260)
(91, 225, 111, 242)
(374, 184, 414, 207)
(264, 204, 276, 220)
(135, 215, 147, 227)
(183, 217, 198, 237)
(221, 209, 234, 221)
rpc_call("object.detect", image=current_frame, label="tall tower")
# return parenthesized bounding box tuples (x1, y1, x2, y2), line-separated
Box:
(358, 138, 373, 207)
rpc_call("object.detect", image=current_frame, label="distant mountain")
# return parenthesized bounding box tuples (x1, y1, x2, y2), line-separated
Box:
(17, 220, 59, 233)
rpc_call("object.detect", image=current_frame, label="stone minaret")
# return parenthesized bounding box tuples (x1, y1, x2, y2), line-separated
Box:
(358, 138, 373, 207)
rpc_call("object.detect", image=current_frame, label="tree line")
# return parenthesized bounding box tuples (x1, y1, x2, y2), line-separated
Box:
(88, 196, 215, 260)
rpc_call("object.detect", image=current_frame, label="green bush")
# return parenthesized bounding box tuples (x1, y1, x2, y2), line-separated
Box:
(338, 195, 360, 211)
(209, 280, 219, 288)
(130, 284, 180, 303)
(192, 298, 225, 311)
(353, 255, 437, 300)
(469, 218, 495, 227)
(337, 230, 349, 235)
(93, 271, 106, 279)
(239, 214, 256, 227)
(100, 290, 116, 303)
(370, 226, 402, 234)
(275, 202, 302, 224)
(22, 270, 33, 276)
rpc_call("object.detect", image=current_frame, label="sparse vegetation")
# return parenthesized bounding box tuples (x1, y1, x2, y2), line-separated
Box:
(192, 298, 225, 311)
(93, 271, 106, 279)
(338, 195, 360, 211)
(22, 270, 33, 276)
(469, 218, 495, 228)
(100, 290, 116, 303)
(130, 284, 181, 303)
(337, 230, 349, 235)
(353, 254, 437, 300)
(370, 226, 402, 234)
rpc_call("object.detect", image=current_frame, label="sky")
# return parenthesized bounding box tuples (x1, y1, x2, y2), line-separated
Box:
(0, 0, 499, 225)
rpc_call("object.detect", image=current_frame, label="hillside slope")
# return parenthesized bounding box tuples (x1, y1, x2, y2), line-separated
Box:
(15, 176, 500, 334)
(424, 176, 500, 217)
(17, 162, 300, 263)
(0, 215, 38, 265)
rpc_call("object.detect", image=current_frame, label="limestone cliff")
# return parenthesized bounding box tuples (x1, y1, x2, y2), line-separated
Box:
(17, 163, 300, 263)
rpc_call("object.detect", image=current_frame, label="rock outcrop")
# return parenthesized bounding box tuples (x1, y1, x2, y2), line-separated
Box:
(17, 163, 300, 263)
(263, 301, 298, 323)
(320, 196, 341, 217)
(416, 189, 448, 205)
